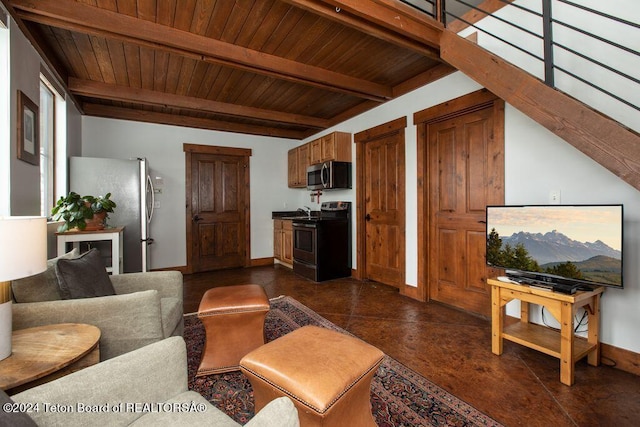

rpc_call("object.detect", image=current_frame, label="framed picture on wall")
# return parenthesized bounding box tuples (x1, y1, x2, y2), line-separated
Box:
(17, 90, 39, 166)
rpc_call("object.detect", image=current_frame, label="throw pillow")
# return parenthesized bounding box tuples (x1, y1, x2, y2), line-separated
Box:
(55, 249, 116, 299)
(11, 248, 80, 303)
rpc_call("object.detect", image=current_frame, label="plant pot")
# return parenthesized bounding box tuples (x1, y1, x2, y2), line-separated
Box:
(84, 211, 107, 231)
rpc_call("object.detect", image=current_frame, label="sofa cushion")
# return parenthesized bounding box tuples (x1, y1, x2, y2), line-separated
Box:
(55, 249, 116, 299)
(160, 297, 183, 338)
(11, 248, 80, 303)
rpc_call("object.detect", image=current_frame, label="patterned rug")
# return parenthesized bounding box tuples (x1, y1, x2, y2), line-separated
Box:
(185, 296, 503, 426)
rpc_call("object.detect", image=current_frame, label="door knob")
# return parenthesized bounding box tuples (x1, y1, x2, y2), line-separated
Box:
(193, 215, 202, 222)
(365, 213, 371, 222)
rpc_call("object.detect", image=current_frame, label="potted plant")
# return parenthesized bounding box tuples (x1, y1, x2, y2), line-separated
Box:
(51, 191, 117, 232)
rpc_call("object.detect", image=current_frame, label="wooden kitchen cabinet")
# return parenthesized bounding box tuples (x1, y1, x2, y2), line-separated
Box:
(273, 219, 293, 266)
(288, 144, 310, 188)
(282, 220, 293, 264)
(309, 131, 352, 164)
(274, 219, 283, 260)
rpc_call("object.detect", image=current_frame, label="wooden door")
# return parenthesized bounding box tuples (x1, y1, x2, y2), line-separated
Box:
(185, 144, 251, 273)
(355, 118, 406, 288)
(417, 91, 504, 316)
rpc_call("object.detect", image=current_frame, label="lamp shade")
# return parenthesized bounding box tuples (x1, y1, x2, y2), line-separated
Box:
(0, 216, 48, 282)
(0, 216, 47, 360)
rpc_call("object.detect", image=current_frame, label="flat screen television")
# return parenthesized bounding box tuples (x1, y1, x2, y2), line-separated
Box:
(486, 204, 623, 290)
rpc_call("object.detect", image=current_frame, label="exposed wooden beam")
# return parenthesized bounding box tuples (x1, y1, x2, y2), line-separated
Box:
(11, 0, 392, 102)
(0, 0, 83, 112)
(82, 104, 308, 140)
(440, 30, 640, 191)
(321, 0, 443, 49)
(283, 0, 441, 60)
(68, 78, 329, 129)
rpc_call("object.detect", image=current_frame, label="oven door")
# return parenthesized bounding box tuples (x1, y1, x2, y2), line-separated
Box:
(292, 222, 317, 264)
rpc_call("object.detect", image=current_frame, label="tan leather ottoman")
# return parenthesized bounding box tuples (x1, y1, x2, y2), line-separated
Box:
(240, 325, 384, 427)
(197, 284, 270, 376)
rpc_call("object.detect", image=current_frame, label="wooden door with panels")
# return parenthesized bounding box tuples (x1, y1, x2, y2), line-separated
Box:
(355, 117, 406, 289)
(415, 90, 504, 316)
(184, 144, 251, 273)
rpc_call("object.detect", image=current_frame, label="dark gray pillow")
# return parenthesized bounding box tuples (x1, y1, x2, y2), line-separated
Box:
(55, 249, 116, 299)
(0, 389, 37, 426)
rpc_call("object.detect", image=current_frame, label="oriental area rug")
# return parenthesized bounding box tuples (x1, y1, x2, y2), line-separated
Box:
(185, 296, 503, 427)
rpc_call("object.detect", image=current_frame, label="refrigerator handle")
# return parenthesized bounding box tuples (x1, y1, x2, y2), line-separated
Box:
(146, 174, 155, 224)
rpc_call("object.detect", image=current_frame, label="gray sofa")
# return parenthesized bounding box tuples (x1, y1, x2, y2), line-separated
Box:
(8, 337, 299, 426)
(11, 250, 184, 360)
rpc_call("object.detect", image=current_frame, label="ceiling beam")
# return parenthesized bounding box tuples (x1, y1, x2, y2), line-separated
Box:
(283, 0, 441, 60)
(10, 0, 392, 102)
(68, 78, 329, 129)
(82, 104, 308, 140)
(319, 0, 443, 49)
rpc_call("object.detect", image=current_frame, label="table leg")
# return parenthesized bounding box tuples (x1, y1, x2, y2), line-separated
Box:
(520, 300, 530, 324)
(491, 285, 503, 355)
(560, 301, 575, 386)
(111, 234, 120, 275)
(587, 294, 601, 366)
(57, 237, 66, 257)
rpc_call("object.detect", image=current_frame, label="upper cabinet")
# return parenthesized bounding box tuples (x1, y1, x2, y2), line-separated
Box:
(310, 132, 352, 164)
(288, 143, 310, 188)
(288, 132, 352, 188)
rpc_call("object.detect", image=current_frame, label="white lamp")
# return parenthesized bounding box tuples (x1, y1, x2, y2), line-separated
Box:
(0, 216, 47, 361)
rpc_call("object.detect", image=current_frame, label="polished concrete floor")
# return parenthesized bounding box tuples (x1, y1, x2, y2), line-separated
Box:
(183, 265, 640, 427)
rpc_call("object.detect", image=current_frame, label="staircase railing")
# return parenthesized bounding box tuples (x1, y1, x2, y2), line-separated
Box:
(401, 0, 639, 132)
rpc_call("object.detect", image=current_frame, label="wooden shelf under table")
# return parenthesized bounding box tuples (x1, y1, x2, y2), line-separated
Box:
(502, 320, 596, 361)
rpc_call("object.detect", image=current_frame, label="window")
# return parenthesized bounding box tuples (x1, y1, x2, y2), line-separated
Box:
(40, 79, 54, 216)
(39, 73, 65, 217)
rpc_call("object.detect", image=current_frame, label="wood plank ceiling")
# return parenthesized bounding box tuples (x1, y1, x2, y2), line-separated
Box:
(6, 0, 454, 139)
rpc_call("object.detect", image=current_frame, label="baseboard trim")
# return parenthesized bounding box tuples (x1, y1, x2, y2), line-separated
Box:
(251, 257, 274, 267)
(602, 343, 640, 377)
(151, 266, 188, 274)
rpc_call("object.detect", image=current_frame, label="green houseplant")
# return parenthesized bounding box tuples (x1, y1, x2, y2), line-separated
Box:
(51, 191, 117, 232)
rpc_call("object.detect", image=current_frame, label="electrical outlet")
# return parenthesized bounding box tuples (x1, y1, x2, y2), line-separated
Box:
(549, 190, 561, 204)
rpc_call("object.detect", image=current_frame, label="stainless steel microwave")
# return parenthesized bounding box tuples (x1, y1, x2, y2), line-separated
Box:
(306, 161, 352, 190)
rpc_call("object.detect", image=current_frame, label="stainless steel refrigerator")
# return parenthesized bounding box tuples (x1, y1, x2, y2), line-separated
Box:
(69, 157, 155, 272)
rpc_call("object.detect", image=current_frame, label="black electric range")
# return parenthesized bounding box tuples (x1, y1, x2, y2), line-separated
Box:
(292, 201, 351, 282)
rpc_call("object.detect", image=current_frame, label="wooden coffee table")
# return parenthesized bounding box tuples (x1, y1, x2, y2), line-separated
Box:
(0, 323, 100, 394)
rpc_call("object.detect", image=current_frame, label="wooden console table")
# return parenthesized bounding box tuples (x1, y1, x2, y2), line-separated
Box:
(489, 278, 604, 386)
(0, 323, 100, 394)
(56, 226, 124, 275)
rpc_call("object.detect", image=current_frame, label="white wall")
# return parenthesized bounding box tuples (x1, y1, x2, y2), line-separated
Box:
(4, 13, 81, 216)
(9, 17, 40, 216)
(81, 118, 301, 269)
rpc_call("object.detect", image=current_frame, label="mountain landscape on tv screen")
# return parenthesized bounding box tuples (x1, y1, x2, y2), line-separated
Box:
(500, 230, 622, 284)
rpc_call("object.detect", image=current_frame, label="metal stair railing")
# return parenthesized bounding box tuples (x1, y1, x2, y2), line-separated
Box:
(401, 0, 639, 131)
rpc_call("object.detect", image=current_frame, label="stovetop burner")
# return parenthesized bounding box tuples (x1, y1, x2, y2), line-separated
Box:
(292, 201, 350, 224)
